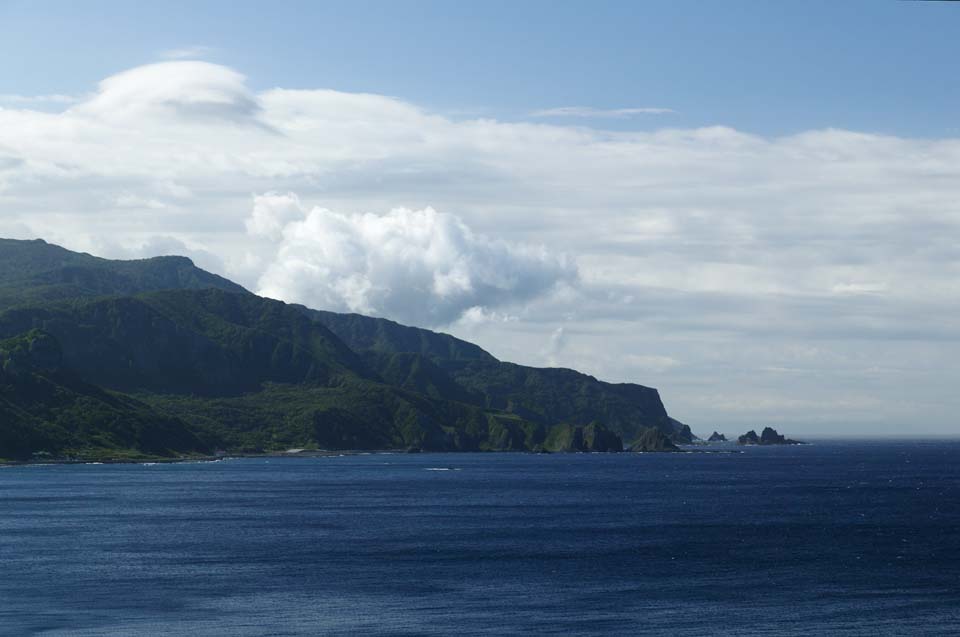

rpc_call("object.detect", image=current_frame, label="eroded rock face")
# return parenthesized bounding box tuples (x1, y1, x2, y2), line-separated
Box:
(738, 427, 803, 445)
(669, 419, 696, 444)
(628, 427, 680, 452)
(0, 329, 63, 377)
(707, 431, 727, 442)
(543, 422, 624, 452)
(583, 422, 624, 452)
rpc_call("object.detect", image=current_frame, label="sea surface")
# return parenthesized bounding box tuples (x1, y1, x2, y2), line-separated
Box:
(2, 440, 959, 636)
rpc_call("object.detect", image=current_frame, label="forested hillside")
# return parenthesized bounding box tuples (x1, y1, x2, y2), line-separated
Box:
(0, 239, 691, 460)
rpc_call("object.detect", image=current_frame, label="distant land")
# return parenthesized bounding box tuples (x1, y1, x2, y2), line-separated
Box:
(0, 238, 697, 461)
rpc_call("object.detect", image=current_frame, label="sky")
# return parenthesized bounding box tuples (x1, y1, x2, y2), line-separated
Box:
(0, 0, 958, 435)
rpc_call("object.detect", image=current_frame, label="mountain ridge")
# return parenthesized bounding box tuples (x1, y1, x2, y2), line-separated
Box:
(0, 238, 693, 460)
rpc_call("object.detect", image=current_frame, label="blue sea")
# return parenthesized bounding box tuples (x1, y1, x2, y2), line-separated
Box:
(2, 441, 959, 636)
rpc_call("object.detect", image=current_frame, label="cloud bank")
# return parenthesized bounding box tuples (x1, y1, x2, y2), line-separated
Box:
(2, 60, 959, 431)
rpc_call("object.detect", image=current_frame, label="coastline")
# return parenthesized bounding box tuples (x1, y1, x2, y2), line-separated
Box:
(0, 444, 761, 467)
(0, 448, 377, 467)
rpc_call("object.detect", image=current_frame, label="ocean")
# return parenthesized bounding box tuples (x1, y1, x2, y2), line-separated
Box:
(2, 441, 959, 635)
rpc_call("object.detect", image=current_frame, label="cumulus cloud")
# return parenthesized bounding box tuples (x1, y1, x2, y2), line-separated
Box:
(531, 106, 674, 118)
(250, 195, 577, 325)
(2, 60, 960, 430)
(245, 192, 306, 241)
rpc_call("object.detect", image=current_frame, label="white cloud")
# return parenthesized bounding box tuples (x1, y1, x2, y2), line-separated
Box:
(251, 197, 577, 325)
(531, 106, 674, 118)
(542, 326, 568, 367)
(70, 61, 261, 125)
(455, 306, 518, 327)
(245, 192, 306, 241)
(2, 61, 960, 431)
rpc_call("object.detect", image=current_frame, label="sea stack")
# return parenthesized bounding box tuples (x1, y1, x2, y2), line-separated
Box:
(737, 427, 804, 445)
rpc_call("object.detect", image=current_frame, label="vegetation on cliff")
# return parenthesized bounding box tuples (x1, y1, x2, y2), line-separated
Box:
(0, 238, 692, 460)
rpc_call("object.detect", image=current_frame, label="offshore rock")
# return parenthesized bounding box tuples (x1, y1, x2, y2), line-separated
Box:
(738, 427, 804, 445)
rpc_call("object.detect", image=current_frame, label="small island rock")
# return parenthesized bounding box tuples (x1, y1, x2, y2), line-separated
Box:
(707, 431, 727, 442)
(737, 427, 804, 445)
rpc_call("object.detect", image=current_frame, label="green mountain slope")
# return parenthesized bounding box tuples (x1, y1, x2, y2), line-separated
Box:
(0, 289, 372, 395)
(442, 360, 675, 443)
(0, 330, 206, 460)
(139, 382, 545, 453)
(0, 291, 549, 455)
(309, 310, 688, 443)
(359, 350, 483, 405)
(0, 238, 691, 458)
(305, 308, 494, 363)
(0, 238, 244, 311)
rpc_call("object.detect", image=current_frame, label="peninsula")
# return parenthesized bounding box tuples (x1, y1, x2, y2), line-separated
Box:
(0, 238, 694, 461)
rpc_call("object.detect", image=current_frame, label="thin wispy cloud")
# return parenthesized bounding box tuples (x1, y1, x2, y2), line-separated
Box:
(159, 45, 216, 60)
(531, 106, 674, 118)
(0, 93, 78, 105)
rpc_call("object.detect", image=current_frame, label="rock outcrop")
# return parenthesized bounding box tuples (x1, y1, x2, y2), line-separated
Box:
(628, 427, 680, 452)
(737, 427, 803, 445)
(707, 431, 727, 442)
(543, 422, 624, 452)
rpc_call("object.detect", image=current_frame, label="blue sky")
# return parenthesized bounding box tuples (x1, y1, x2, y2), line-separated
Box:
(1, 0, 957, 136)
(1, 1, 959, 435)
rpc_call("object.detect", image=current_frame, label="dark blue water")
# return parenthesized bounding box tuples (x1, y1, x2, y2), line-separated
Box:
(2, 441, 959, 636)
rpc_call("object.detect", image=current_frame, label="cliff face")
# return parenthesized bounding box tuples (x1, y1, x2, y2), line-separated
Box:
(309, 309, 683, 444)
(628, 427, 680, 452)
(0, 330, 206, 460)
(542, 422, 624, 453)
(306, 307, 494, 363)
(442, 361, 675, 442)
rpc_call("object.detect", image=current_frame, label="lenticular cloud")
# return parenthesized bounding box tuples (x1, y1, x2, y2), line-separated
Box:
(72, 61, 261, 124)
(249, 194, 577, 326)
